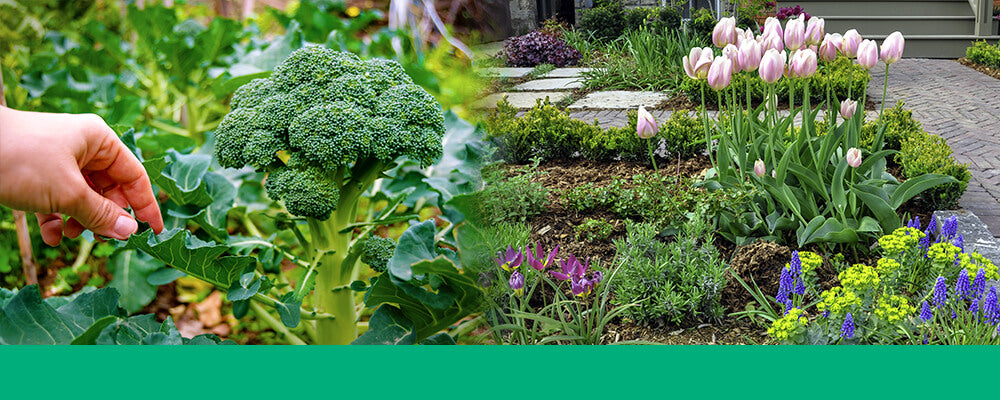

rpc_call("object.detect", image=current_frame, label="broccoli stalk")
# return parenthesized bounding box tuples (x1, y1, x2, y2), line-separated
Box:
(216, 46, 445, 344)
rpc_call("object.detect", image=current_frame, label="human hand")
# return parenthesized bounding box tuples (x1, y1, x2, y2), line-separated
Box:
(0, 106, 164, 246)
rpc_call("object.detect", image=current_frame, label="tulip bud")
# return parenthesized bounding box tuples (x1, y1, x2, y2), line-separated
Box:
(856, 39, 879, 69)
(846, 148, 863, 168)
(772, 170, 777, 179)
(805, 17, 825, 46)
(739, 39, 763, 72)
(713, 17, 737, 48)
(841, 29, 861, 58)
(708, 57, 733, 90)
(840, 98, 857, 120)
(683, 47, 715, 80)
(509, 270, 524, 296)
(880, 31, 905, 65)
(754, 159, 766, 177)
(788, 48, 818, 78)
(784, 15, 806, 50)
(759, 49, 786, 83)
(759, 31, 784, 53)
(723, 44, 742, 72)
(636, 106, 658, 139)
(736, 27, 755, 47)
(818, 34, 839, 62)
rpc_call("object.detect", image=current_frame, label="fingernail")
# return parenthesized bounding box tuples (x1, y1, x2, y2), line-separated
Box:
(114, 215, 138, 239)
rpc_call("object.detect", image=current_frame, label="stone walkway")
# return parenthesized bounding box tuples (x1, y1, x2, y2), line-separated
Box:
(479, 61, 1000, 236)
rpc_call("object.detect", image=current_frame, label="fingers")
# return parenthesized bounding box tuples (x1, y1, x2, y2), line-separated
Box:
(66, 188, 138, 241)
(64, 218, 86, 239)
(35, 213, 65, 246)
(82, 118, 164, 234)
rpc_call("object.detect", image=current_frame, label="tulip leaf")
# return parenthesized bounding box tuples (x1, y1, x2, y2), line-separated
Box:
(889, 173, 958, 209)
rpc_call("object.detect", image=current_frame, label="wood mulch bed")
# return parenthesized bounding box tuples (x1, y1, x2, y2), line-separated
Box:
(958, 58, 1000, 81)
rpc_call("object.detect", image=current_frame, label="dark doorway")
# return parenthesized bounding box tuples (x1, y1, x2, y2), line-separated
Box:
(536, 0, 576, 25)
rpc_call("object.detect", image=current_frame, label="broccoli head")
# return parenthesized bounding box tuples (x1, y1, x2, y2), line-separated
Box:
(216, 46, 446, 220)
(361, 236, 396, 273)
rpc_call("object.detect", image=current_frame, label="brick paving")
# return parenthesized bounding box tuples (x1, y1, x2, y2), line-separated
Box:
(869, 59, 1000, 237)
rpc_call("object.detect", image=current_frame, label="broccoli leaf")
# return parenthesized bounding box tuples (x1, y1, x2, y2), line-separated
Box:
(352, 304, 416, 345)
(107, 249, 162, 313)
(0, 285, 122, 345)
(122, 228, 253, 289)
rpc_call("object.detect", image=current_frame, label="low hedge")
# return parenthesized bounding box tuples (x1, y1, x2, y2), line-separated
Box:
(966, 40, 1000, 68)
(484, 98, 705, 164)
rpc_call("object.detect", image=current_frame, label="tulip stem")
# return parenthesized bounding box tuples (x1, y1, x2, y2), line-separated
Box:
(647, 137, 658, 175)
(879, 64, 889, 119)
(701, 84, 715, 172)
(787, 79, 794, 138)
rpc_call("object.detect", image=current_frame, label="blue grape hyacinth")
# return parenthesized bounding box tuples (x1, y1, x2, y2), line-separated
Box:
(941, 215, 958, 239)
(919, 301, 932, 322)
(777, 266, 792, 304)
(841, 313, 855, 339)
(984, 287, 999, 325)
(954, 234, 964, 253)
(956, 269, 971, 300)
(933, 276, 948, 308)
(973, 268, 986, 298)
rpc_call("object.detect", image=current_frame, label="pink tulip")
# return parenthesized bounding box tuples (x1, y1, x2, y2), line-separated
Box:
(754, 159, 766, 177)
(739, 39, 762, 72)
(713, 17, 737, 48)
(683, 47, 715, 80)
(856, 39, 879, 69)
(784, 15, 806, 50)
(788, 48, 818, 78)
(805, 17, 825, 46)
(707, 57, 733, 90)
(723, 44, 742, 72)
(759, 32, 785, 53)
(736, 27, 755, 47)
(759, 49, 786, 83)
(818, 34, 839, 62)
(840, 98, 857, 120)
(841, 29, 861, 58)
(846, 148, 863, 168)
(636, 106, 658, 139)
(762, 17, 783, 40)
(880, 31, 904, 65)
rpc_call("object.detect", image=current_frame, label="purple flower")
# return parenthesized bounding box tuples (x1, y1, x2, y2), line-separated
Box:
(984, 287, 999, 324)
(954, 234, 964, 253)
(841, 313, 855, 339)
(933, 276, 948, 308)
(591, 271, 604, 286)
(973, 268, 986, 298)
(907, 216, 921, 230)
(509, 270, 524, 295)
(551, 253, 586, 281)
(969, 297, 980, 314)
(823, 310, 830, 318)
(495, 246, 523, 272)
(790, 251, 801, 276)
(956, 269, 971, 300)
(919, 301, 932, 322)
(941, 215, 958, 239)
(794, 274, 805, 296)
(525, 242, 558, 271)
(929, 215, 940, 236)
(920, 226, 932, 252)
(777, 266, 793, 304)
(784, 298, 793, 315)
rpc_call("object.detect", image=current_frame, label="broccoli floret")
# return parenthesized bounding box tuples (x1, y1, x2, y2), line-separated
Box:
(216, 46, 446, 220)
(361, 236, 396, 273)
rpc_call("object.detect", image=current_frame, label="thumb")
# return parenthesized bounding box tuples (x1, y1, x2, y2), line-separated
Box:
(69, 188, 139, 241)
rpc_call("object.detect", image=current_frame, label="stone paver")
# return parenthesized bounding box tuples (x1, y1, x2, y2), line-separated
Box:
(869, 59, 1000, 237)
(567, 91, 672, 110)
(513, 78, 583, 91)
(479, 67, 533, 79)
(541, 68, 591, 78)
(473, 92, 571, 109)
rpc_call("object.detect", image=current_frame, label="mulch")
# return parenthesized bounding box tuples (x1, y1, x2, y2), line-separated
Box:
(958, 58, 1000, 81)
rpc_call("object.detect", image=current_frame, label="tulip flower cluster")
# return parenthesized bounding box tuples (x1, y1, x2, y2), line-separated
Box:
(493, 242, 603, 298)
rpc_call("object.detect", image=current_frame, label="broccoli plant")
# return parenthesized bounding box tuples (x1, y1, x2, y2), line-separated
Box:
(212, 46, 447, 344)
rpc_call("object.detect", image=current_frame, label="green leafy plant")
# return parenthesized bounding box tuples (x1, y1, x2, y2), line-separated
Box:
(574, 218, 616, 242)
(579, 0, 626, 42)
(475, 161, 550, 225)
(611, 219, 727, 325)
(966, 40, 1000, 68)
